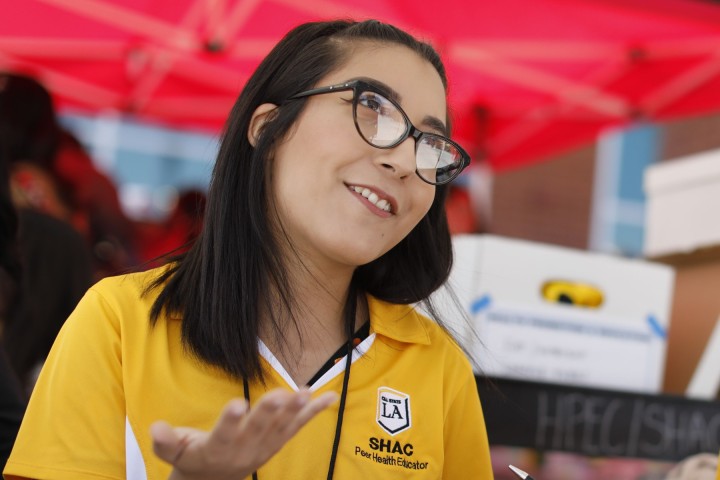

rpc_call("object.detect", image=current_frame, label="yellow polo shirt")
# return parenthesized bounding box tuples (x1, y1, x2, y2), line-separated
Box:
(4, 268, 494, 479)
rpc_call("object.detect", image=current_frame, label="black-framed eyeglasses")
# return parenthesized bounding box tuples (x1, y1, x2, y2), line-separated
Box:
(286, 80, 471, 185)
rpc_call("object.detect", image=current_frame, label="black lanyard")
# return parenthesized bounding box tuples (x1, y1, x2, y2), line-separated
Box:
(243, 337, 353, 480)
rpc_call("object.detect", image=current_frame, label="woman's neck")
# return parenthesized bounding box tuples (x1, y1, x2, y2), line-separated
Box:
(258, 257, 363, 386)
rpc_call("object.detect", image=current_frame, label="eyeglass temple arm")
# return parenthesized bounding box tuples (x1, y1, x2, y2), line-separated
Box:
(288, 83, 354, 100)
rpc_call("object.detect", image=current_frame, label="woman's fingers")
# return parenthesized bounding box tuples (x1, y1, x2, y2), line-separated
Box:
(238, 389, 310, 441)
(282, 391, 339, 436)
(152, 389, 340, 479)
(235, 389, 339, 465)
(207, 398, 249, 445)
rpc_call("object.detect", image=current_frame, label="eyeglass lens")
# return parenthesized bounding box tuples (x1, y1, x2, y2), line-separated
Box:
(354, 90, 463, 184)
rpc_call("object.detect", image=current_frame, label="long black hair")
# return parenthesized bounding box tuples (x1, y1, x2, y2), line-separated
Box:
(149, 19, 456, 381)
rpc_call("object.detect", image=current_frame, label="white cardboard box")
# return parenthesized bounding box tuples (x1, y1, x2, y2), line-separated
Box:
(645, 151, 720, 258)
(438, 234, 675, 393)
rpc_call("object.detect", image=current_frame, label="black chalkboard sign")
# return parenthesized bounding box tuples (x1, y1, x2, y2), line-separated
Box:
(477, 376, 720, 462)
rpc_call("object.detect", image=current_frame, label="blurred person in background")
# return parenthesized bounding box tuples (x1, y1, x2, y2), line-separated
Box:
(0, 72, 69, 220)
(0, 72, 137, 279)
(0, 141, 44, 469)
(53, 128, 137, 278)
(0, 73, 94, 392)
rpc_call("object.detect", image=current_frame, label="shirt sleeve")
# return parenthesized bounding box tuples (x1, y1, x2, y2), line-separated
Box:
(442, 365, 494, 479)
(4, 287, 126, 480)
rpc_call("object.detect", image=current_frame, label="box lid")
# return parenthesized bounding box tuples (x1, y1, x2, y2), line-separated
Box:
(645, 149, 720, 195)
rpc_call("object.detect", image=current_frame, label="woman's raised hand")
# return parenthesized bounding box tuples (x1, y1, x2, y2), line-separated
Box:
(150, 388, 338, 480)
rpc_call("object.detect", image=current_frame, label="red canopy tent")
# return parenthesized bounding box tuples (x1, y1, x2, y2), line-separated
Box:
(3, 0, 720, 171)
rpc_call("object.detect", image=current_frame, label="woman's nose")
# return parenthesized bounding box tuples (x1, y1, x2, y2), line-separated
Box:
(375, 138, 416, 179)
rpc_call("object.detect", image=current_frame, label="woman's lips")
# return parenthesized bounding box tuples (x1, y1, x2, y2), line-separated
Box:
(346, 184, 397, 216)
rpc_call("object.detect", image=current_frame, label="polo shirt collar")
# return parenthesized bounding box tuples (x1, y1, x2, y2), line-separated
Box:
(367, 295, 432, 346)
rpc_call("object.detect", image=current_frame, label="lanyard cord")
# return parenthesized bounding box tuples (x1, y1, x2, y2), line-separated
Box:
(242, 338, 353, 480)
(325, 338, 352, 479)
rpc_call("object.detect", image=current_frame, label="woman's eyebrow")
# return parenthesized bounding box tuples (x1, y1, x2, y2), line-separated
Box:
(422, 116, 448, 136)
(346, 76, 400, 103)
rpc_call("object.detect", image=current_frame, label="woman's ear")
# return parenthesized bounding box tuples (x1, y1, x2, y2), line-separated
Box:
(248, 103, 278, 147)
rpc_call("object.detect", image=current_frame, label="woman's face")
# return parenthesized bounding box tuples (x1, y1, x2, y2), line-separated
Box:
(267, 42, 446, 272)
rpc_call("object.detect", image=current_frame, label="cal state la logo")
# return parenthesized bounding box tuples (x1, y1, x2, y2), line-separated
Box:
(376, 387, 411, 436)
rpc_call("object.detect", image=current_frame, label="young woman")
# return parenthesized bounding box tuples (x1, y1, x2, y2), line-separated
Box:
(4, 19, 494, 480)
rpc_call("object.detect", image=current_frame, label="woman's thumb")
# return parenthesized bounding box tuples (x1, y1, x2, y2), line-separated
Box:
(150, 421, 187, 464)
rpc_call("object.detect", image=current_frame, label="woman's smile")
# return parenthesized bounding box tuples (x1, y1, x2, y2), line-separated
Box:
(347, 184, 395, 217)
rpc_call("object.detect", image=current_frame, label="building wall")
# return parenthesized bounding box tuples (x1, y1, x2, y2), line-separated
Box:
(487, 112, 720, 252)
(489, 145, 596, 250)
(661, 113, 720, 161)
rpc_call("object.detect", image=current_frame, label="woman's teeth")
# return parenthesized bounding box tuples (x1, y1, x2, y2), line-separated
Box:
(351, 186, 392, 212)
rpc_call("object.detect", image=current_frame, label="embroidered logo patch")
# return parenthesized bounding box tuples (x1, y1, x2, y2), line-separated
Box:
(376, 386, 411, 436)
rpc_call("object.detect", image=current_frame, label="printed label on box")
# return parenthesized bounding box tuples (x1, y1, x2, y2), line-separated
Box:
(472, 299, 665, 392)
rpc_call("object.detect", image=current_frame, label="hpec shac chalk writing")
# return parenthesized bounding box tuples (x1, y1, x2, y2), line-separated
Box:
(480, 377, 720, 462)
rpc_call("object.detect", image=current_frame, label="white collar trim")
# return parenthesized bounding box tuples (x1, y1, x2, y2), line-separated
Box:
(257, 334, 376, 392)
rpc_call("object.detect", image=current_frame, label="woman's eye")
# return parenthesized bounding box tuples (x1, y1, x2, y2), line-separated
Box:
(359, 93, 386, 113)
